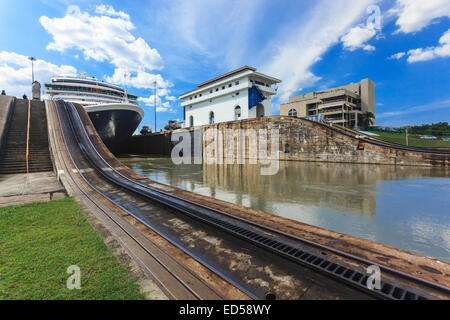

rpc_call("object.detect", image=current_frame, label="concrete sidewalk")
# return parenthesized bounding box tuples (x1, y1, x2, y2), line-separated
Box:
(0, 171, 66, 207)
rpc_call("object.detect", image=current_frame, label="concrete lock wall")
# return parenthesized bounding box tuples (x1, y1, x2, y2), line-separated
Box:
(202, 116, 449, 167)
(118, 116, 448, 167)
(119, 132, 173, 156)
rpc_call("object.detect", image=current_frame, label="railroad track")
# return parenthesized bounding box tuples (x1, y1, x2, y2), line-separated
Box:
(50, 100, 450, 300)
(47, 100, 236, 300)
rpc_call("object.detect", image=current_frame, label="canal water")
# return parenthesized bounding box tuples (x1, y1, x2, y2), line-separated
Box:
(120, 157, 450, 261)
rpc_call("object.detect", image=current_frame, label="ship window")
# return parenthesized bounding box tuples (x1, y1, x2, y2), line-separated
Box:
(222, 86, 225, 90)
(216, 88, 219, 92)
(228, 84, 232, 88)
(210, 90, 213, 94)
(189, 116, 194, 127)
(235, 81, 239, 85)
(209, 111, 215, 124)
(199, 94, 202, 97)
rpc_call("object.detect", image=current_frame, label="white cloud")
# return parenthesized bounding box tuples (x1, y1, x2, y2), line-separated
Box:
(388, 52, 406, 60)
(377, 99, 450, 119)
(139, 95, 178, 113)
(95, 4, 130, 20)
(390, 0, 450, 34)
(363, 44, 376, 51)
(165, 95, 176, 102)
(162, 0, 265, 68)
(262, 0, 375, 101)
(0, 51, 77, 97)
(39, 5, 167, 90)
(106, 68, 172, 90)
(138, 94, 161, 107)
(391, 29, 450, 63)
(341, 25, 377, 51)
(407, 48, 438, 63)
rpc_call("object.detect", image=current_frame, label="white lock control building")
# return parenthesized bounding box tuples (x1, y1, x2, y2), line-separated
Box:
(179, 66, 281, 127)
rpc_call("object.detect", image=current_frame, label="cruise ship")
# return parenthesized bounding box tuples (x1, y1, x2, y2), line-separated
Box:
(44, 74, 144, 152)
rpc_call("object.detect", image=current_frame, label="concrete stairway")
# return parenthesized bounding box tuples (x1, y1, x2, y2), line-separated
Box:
(28, 100, 53, 172)
(0, 99, 53, 174)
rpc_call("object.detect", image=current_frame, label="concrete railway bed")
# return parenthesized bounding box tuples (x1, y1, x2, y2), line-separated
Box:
(46, 99, 450, 300)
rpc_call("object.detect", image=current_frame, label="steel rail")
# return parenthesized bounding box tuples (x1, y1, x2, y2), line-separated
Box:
(299, 117, 450, 155)
(64, 101, 450, 300)
(58, 100, 259, 300)
(54, 100, 228, 300)
(329, 123, 450, 152)
(331, 123, 450, 153)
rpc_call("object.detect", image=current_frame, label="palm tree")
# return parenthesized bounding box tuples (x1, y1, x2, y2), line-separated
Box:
(361, 112, 375, 129)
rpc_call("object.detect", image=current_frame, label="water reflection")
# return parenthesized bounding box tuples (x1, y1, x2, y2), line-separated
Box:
(120, 157, 450, 261)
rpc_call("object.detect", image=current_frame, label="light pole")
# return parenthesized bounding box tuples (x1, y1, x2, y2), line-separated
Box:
(153, 81, 157, 132)
(28, 57, 36, 83)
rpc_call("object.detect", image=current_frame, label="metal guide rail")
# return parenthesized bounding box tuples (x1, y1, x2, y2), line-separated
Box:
(51, 100, 228, 300)
(300, 117, 450, 156)
(60, 100, 450, 300)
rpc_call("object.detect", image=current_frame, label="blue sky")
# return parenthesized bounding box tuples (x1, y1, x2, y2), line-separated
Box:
(0, 0, 449, 130)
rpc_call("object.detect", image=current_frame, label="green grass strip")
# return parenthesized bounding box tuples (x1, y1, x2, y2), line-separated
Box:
(0, 197, 145, 300)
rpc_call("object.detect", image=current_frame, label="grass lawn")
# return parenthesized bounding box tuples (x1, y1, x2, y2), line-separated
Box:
(367, 131, 450, 148)
(0, 197, 145, 300)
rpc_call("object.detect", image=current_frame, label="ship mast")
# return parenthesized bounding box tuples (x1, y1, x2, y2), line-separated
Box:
(123, 71, 129, 103)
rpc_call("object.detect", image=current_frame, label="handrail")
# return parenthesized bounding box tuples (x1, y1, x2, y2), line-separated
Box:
(26, 100, 31, 175)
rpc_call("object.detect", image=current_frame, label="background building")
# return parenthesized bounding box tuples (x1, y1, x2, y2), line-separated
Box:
(280, 79, 375, 128)
(180, 66, 281, 127)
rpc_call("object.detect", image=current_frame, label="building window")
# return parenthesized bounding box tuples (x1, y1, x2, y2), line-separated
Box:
(256, 104, 264, 117)
(209, 111, 215, 124)
(234, 106, 241, 120)
(189, 115, 194, 127)
(284, 144, 290, 153)
(288, 108, 298, 117)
